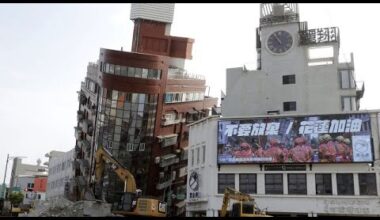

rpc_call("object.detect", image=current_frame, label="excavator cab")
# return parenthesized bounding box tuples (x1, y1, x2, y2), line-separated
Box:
(113, 192, 167, 217)
(231, 201, 269, 217)
(116, 192, 136, 212)
(220, 187, 272, 217)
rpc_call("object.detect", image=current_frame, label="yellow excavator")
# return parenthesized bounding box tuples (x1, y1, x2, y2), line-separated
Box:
(94, 146, 167, 217)
(220, 187, 272, 217)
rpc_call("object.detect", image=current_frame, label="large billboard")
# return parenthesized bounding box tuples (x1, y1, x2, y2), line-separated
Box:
(217, 113, 373, 164)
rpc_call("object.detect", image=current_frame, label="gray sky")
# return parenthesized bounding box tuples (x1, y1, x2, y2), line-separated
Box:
(1, 3, 379, 184)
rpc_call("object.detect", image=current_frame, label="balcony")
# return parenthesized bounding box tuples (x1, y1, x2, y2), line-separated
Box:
(72, 160, 80, 171)
(159, 154, 179, 168)
(356, 81, 365, 99)
(157, 134, 178, 148)
(161, 118, 185, 126)
(74, 127, 83, 141)
(77, 110, 84, 122)
(156, 177, 173, 190)
(75, 144, 81, 155)
(79, 93, 87, 105)
(168, 67, 205, 80)
(82, 119, 94, 136)
(80, 139, 91, 153)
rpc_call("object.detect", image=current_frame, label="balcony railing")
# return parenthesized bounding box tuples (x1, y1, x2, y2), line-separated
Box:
(80, 139, 91, 153)
(74, 127, 83, 141)
(159, 154, 179, 168)
(161, 118, 185, 126)
(156, 178, 172, 190)
(168, 68, 205, 80)
(77, 110, 84, 122)
(157, 134, 178, 148)
(82, 119, 93, 135)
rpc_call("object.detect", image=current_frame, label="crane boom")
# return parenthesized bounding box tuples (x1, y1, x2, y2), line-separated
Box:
(94, 146, 136, 193)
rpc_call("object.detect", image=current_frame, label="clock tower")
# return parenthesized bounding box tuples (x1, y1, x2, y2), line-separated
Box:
(223, 3, 363, 117)
(257, 3, 306, 72)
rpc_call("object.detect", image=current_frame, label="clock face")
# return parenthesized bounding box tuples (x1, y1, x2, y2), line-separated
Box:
(267, 30, 293, 54)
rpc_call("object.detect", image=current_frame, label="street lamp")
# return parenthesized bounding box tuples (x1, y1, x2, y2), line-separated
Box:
(2, 154, 27, 199)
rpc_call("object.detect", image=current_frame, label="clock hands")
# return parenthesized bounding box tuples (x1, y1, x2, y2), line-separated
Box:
(274, 34, 282, 45)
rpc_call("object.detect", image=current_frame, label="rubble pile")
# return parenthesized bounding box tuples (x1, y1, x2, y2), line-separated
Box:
(27, 198, 86, 217)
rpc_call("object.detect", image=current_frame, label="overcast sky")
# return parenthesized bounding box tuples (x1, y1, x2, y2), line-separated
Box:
(1, 3, 379, 184)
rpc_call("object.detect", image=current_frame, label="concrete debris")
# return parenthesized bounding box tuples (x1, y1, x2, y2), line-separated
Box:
(23, 198, 113, 217)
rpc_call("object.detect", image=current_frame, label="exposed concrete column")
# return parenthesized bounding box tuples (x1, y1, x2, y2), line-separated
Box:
(353, 173, 360, 196)
(331, 173, 337, 195)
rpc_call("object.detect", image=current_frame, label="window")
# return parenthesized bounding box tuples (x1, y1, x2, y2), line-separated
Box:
(127, 67, 135, 77)
(341, 96, 356, 111)
(164, 113, 176, 121)
(218, 174, 235, 194)
(142, 68, 148, 78)
(202, 145, 206, 164)
(196, 148, 200, 165)
(339, 69, 355, 89)
(288, 174, 307, 194)
(105, 63, 110, 73)
(283, 75, 296, 84)
(135, 68, 142, 78)
(337, 174, 354, 195)
(283, 101, 296, 111)
(120, 66, 128, 76)
(191, 149, 194, 166)
(265, 174, 283, 194)
(109, 64, 114, 74)
(115, 65, 121, 75)
(315, 174, 332, 195)
(239, 174, 257, 194)
(165, 93, 173, 103)
(359, 173, 377, 195)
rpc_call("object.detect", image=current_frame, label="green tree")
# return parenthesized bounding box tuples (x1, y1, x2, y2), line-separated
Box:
(8, 192, 23, 208)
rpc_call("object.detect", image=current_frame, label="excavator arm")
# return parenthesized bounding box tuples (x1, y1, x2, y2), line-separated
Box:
(220, 187, 253, 217)
(94, 146, 137, 193)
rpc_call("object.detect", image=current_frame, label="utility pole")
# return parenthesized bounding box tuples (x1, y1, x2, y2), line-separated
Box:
(1, 155, 26, 199)
(2, 154, 9, 199)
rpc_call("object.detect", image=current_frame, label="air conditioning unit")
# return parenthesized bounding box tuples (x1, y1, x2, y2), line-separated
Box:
(155, 157, 161, 164)
(172, 171, 176, 180)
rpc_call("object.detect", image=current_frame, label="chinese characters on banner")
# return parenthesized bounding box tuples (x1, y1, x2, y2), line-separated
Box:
(217, 113, 373, 164)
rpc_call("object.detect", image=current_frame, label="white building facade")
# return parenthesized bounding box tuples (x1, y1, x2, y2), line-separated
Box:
(187, 3, 378, 217)
(46, 149, 75, 200)
(187, 112, 380, 217)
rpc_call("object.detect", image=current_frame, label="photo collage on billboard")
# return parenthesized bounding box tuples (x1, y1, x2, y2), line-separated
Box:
(217, 113, 373, 164)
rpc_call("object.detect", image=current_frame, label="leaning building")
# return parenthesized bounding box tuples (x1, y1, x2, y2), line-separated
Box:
(71, 3, 217, 216)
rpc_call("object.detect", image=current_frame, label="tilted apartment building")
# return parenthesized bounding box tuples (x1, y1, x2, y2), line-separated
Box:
(70, 3, 217, 216)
